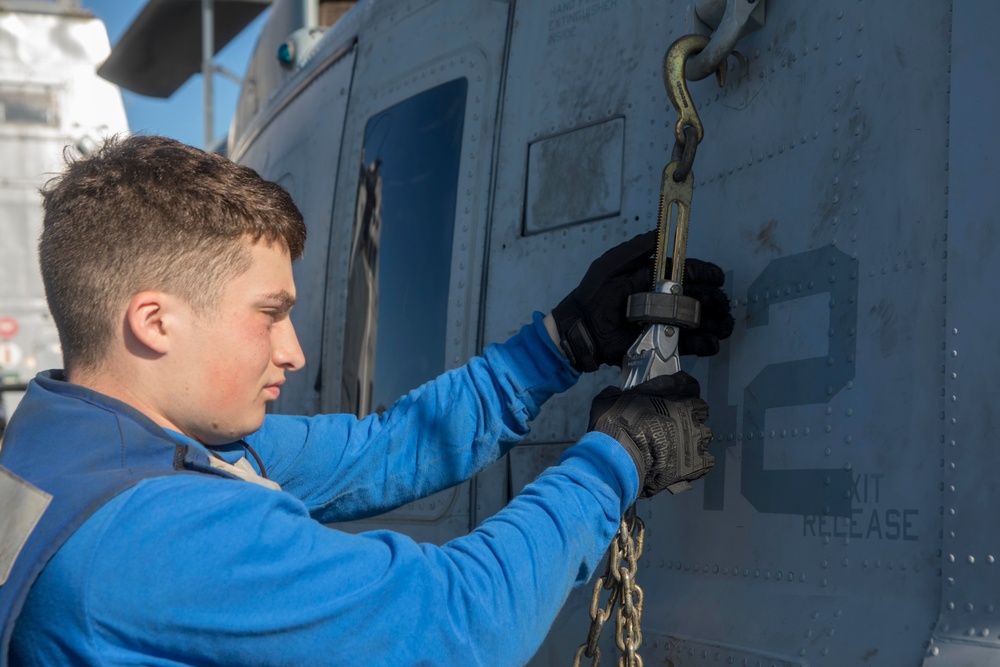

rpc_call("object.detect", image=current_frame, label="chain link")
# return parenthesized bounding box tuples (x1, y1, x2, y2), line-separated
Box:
(573, 506, 646, 667)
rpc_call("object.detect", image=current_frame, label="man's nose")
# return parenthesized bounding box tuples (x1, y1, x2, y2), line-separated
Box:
(273, 319, 305, 371)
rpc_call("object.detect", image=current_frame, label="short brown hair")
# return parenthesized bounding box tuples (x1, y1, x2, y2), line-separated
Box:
(39, 135, 307, 372)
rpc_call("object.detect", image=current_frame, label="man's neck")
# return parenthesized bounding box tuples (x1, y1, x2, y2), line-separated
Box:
(67, 363, 180, 437)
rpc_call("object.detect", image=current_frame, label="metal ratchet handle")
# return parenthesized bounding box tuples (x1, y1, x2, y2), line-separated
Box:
(622, 161, 694, 390)
(622, 284, 683, 390)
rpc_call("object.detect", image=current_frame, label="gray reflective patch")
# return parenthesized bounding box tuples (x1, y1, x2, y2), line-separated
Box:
(0, 465, 52, 585)
(208, 455, 282, 492)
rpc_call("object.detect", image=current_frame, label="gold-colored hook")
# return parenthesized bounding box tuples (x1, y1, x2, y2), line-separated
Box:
(662, 34, 727, 146)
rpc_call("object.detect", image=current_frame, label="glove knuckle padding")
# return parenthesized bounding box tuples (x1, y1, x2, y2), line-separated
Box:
(590, 374, 715, 498)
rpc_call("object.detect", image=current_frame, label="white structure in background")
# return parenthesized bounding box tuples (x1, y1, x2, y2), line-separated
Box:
(0, 0, 128, 431)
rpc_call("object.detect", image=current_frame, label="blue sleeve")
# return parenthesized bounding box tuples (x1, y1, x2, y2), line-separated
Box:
(12, 434, 639, 667)
(246, 313, 580, 523)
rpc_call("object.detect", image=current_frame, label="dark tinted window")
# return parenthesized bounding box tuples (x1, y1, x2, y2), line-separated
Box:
(342, 78, 468, 415)
(0, 88, 57, 125)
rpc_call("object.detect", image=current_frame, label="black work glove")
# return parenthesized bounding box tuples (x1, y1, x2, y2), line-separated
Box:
(589, 372, 714, 498)
(551, 231, 735, 373)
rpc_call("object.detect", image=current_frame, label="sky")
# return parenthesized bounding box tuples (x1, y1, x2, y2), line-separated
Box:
(81, 0, 269, 149)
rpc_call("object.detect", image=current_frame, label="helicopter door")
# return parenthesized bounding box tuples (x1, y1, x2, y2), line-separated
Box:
(322, 1, 510, 544)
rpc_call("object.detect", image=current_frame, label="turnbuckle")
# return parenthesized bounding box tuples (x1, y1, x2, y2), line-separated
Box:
(622, 161, 698, 389)
(622, 35, 718, 390)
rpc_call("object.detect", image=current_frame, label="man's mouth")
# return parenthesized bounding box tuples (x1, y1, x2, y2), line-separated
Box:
(263, 379, 285, 399)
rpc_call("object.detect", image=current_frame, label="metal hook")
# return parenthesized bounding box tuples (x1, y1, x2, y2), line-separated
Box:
(662, 34, 726, 147)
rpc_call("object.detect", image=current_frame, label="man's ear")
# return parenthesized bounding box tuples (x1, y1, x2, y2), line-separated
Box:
(125, 291, 187, 356)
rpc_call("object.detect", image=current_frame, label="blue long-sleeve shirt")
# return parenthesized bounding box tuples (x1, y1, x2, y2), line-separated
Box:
(9, 315, 639, 666)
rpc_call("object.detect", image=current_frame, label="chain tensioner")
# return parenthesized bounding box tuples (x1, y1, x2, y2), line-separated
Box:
(573, 32, 728, 667)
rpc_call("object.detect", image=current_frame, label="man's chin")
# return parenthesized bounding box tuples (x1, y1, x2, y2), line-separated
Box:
(196, 416, 266, 446)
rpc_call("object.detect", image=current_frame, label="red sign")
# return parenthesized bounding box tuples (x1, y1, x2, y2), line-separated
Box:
(0, 316, 18, 339)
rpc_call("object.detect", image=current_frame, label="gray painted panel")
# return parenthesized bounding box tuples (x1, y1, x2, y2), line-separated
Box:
(929, 1, 1000, 662)
(525, 117, 624, 233)
(491, 0, 954, 664)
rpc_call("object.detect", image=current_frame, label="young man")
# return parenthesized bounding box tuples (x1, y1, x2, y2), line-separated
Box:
(0, 136, 731, 666)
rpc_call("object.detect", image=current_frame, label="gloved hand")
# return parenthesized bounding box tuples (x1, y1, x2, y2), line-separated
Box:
(551, 230, 734, 373)
(589, 372, 714, 498)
